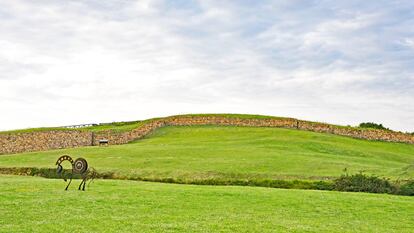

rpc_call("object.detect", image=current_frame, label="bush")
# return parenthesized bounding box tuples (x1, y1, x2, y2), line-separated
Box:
(359, 122, 389, 130)
(397, 181, 414, 196)
(333, 173, 396, 194)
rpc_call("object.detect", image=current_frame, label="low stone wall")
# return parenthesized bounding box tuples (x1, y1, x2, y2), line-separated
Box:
(1, 115, 413, 155)
(167, 116, 297, 128)
(297, 121, 414, 144)
(0, 130, 92, 154)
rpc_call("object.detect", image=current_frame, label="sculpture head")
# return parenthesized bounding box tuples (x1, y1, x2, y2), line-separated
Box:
(56, 164, 63, 175)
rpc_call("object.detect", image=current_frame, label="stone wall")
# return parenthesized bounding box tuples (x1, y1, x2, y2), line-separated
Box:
(0, 130, 92, 154)
(1, 115, 413, 155)
(296, 121, 414, 144)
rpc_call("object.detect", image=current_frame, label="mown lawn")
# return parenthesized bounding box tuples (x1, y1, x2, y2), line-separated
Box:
(1, 126, 413, 182)
(0, 175, 413, 233)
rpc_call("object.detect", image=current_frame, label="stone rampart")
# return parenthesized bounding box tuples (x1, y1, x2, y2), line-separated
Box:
(0, 130, 92, 154)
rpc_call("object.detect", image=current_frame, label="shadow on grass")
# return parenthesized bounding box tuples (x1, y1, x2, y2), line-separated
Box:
(1, 167, 413, 196)
(0, 167, 333, 190)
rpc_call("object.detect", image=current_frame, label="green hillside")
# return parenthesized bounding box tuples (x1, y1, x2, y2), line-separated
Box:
(1, 125, 413, 182)
(2, 119, 414, 232)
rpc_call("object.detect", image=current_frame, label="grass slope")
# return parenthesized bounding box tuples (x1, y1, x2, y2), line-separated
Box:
(1, 126, 413, 182)
(1, 175, 413, 233)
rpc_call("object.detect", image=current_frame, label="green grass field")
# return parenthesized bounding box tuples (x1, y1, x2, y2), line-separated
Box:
(1, 126, 414, 183)
(2, 124, 414, 232)
(1, 175, 413, 233)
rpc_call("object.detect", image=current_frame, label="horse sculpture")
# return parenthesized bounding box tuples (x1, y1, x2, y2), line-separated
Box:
(56, 155, 97, 191)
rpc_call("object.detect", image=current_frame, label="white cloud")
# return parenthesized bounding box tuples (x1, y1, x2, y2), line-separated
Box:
(0, 0, 413, 132)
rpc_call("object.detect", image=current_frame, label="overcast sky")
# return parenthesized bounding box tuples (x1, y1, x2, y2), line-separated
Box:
(0, 0, 413, 132)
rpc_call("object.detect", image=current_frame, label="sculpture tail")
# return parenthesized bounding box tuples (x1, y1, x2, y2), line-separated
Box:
(88, 167, 98, 187)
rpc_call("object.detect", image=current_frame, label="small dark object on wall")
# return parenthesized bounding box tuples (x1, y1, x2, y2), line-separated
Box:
(99, 139, 109, 146)
(56, 155, 97, 191)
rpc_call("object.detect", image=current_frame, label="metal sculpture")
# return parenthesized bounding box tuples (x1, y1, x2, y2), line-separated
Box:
(56, 155, 97, 191)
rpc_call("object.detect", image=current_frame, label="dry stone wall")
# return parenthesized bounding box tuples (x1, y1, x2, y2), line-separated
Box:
(296, 121, 414, 144)
(0, 130, 92, 154)
(1, 115, 413, 155)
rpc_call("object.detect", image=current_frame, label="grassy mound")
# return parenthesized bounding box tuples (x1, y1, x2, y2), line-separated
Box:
(1, 126, 413, 184)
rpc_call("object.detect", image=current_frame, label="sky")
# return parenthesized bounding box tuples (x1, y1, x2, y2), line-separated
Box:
(0, 0, 413, 132)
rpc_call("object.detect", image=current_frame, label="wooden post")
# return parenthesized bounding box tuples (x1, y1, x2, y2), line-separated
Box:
(91, 132, 95, 146)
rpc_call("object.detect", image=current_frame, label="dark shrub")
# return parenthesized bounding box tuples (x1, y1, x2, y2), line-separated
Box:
(397, 181, 414, 196)
(359, 122, 389, 130)
(333, 173, 396, 194)
(313, 181, 334, 190)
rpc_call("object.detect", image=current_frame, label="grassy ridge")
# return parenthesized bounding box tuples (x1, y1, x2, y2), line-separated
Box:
(0, 114, 286, 134)
(1, 175, 413, 233)
(0, 113, 400, 135)
(0, 120, 145, 134)
(0, 126, 74, 134)
(82, 120, 144, 132)
(1, 126, 413, 182)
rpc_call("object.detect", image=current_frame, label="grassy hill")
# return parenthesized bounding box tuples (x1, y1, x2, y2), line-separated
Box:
(1, 125, 413, 182)
(2, 118, 414, 232)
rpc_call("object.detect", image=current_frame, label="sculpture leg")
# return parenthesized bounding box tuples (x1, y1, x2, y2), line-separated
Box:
(82, 178, 87, 191)
(78, 179, 84, 190)
(78, 173, 86, 190)
(65, 173, 73, 191)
